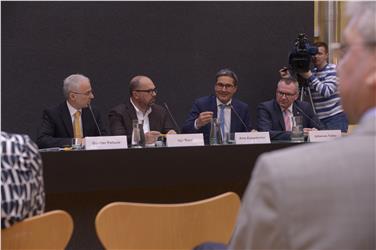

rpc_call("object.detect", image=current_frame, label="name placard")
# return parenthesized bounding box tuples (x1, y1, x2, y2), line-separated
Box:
(308, 130, 342, 142)
(235, 132, 271, 144)
(85, 136, 128, 150)
(166, 134, 204, 147)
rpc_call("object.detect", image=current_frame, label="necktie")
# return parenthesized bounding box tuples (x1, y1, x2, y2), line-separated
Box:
(283, 110, 292, 131)
(73, 111, 83, 138)
(219, 104, 226, 137)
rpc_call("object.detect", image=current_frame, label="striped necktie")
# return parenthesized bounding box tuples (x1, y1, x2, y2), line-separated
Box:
(73, 111, 83, 138)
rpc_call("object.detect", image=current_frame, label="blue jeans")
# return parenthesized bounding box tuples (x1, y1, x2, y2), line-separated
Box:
(321, 112, 348, 132)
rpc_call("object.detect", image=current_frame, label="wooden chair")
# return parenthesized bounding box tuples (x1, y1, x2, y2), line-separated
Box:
(1, 210, 74, 250)
(95, 192, 241, 250)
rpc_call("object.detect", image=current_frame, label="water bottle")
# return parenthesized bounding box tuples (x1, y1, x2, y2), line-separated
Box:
(209, 118, 223, 145)
(131, 119, 145, 148)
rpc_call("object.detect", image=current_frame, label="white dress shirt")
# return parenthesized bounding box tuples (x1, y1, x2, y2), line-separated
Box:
(130, 98, 152, 133)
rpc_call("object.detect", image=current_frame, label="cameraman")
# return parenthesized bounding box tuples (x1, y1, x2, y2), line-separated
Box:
(281, 42, 348, 132)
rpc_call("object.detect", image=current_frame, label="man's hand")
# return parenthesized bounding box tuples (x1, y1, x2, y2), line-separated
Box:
(299, 71, 313, 79)
(196, 111, 214, 128)
(279, 67, 291, 78)
(145, 131, 161, 144)
(167, 130, 177, 134)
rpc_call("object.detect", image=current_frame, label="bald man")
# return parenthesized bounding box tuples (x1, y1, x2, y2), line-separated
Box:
(108, 75, 176, 145)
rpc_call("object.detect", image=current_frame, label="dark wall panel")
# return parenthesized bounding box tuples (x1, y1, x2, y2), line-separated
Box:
(2, 1, 314, 140)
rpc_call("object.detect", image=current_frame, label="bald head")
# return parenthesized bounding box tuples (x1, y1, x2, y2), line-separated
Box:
(129, 75, 157, 112)
(129, 76, 153, 96)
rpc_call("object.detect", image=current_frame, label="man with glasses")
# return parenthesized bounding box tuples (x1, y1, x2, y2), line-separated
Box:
(182, 68, 252, 144)
(108, 75, 176, 145)
(37, 74, 107, 149)
(256, 78, 321, 140)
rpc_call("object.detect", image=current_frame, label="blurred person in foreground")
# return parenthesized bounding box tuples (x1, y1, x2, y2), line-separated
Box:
(1, 132, 45, 229)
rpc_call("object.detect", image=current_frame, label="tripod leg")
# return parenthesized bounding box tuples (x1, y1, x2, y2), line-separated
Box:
(306, 87, 316, 114)
(300, 86, 304, 101)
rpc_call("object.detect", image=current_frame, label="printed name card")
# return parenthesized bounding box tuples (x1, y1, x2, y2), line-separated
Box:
(308, 130, 342, 142)
(85, 136, 128, 150)
(166, 134, 204, 147)
(235, 132, 271, 144)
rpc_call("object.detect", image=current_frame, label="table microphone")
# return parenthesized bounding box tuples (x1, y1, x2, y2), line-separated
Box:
(163, 102, 181, 134)
(88, 104, 102, 136)
(294, 102, 325, 130)
(229, 104, 250, 132)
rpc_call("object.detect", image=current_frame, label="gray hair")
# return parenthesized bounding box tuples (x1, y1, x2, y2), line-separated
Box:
(278, 77, 299, 92)
(62, 74, 90, 99)
(346, 2, 376, 45)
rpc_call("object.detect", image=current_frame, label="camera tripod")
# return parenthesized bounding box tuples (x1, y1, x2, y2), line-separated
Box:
(298, 76, 317, 114)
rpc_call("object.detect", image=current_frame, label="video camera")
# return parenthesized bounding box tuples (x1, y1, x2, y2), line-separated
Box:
(288, 33, 318, 73)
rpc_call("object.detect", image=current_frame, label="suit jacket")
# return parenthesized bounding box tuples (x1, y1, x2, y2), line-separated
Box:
(257, 99, 322, 140)
(228, 116, 375, 249)
(181, 95, 252, 144)
(108, 101, 176, 142)
(36, 102, 107, 148)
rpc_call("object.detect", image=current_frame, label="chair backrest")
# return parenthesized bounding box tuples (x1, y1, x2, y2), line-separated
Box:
(95, 192, 241, 250)
(1, 210, 74, 250)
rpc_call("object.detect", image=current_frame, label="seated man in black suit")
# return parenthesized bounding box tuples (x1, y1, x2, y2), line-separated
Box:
(257, 77, 322, 140)
(108, 75, 176, 145)
(37, 74, 107, 148)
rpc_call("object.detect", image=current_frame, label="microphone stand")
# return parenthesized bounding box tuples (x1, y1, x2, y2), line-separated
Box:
(294, 102, 324, 130)
(229, 104, 250, 132)
(163, 103, 181, 134)
(88, 104, 102, 136)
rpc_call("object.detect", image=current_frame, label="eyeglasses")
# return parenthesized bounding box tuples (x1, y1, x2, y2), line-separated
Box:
(134, 88, 157, 94)
(71, 90, 94, 96)
(277, 91, 296, 98)
(331, 42, 376, 59)
(216, 83, 235, 89)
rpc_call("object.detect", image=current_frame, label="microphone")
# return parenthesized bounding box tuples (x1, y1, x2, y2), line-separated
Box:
(229, 104, 250, 132)
(294, 102, 325, 130)
(163, 102, 181, 134)
(88, 104, 102, 136)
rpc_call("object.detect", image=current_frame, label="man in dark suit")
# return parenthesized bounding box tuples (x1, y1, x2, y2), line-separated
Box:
(37, 74, 107, 149)
(257, 77, 322, 140)
(108, 75, 176, 145)
(182, 68, 252, 144)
